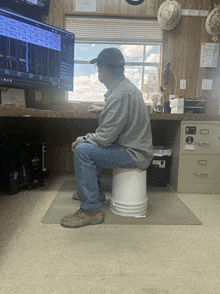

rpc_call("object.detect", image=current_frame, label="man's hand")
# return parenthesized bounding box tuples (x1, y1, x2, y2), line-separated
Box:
(71, 141, 78, 152)
(87, 105, 103, 112)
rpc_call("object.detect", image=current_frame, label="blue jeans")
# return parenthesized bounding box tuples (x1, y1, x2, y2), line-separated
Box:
(74, 143, 137, 211)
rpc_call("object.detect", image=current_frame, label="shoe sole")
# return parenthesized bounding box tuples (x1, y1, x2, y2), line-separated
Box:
(72, 196, 105, 202)
(61, 218, 104, 228)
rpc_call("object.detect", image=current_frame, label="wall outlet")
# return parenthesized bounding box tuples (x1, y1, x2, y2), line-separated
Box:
(35, 90, 41, 101)
(180, 79, 186, 89)
(202, 79, 213, 90)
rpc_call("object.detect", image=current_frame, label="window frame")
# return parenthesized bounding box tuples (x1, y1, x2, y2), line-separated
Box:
(65, 16, 162, 103)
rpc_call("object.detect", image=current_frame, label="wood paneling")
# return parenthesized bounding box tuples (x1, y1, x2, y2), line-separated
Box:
(106, 0, 121, 14)
(162, 0, 219, 114)
(63, 0, 74, 14)
(99, 0, 107, 13)
(46, 0, 160, 26)
(146, 0, 157, 16)
(44, 0, 219, 114)
(49, 0, 159, 17)
(51, 8, 64, 28)
(128, 1, 146, 16)
(120, 0, 129, 14)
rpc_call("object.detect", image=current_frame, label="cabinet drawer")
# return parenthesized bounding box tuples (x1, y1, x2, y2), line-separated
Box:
(178, 155, 220, 184)
(181, 122, 220, 155)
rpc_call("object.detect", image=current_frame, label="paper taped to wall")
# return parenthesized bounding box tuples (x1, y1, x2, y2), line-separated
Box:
(1, 88, 25, 107)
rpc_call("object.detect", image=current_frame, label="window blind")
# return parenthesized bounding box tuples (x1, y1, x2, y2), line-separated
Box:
(65, 16, 163, 44)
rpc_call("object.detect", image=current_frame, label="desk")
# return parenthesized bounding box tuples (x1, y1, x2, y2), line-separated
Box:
(1, 104, 220, 121)
(1, 105, 220, 190)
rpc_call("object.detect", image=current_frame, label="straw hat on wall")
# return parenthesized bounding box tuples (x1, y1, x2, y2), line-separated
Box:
(206, 6, 220, 35)
(157, 0, 181, 30)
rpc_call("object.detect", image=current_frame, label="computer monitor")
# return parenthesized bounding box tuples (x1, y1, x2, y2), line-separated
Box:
(0, 8, 75, 91)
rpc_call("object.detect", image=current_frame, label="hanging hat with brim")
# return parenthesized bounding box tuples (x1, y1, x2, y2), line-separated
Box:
(157, 0, 181, 31)
(206, 6, 220, 36)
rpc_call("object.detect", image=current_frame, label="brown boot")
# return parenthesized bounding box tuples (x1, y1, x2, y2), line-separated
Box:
(60, 208, 104, 228)
(72, 190, 106, 202)
(61, 208, 84, 221)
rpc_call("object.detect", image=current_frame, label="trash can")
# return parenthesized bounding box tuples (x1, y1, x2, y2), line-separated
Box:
(147, 147, 172, 187)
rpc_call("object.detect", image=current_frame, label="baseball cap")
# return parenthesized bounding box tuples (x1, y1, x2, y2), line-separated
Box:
(90, 48, 125, 69)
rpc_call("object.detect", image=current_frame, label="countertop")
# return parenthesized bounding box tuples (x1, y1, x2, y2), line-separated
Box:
(0, 105, 220, 121)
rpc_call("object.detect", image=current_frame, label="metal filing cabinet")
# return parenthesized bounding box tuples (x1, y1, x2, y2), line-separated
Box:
(177, 121, 220, 193)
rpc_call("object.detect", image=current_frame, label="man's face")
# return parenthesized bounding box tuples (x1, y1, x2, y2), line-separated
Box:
(97, 65, 106, 84)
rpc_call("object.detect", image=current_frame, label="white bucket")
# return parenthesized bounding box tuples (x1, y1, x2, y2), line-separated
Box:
(110, 168, 148, 217)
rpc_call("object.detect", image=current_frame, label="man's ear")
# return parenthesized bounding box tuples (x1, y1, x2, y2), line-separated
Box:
(101, 66, 108, 72)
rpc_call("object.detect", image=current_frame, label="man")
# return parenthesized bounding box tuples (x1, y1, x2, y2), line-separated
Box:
(60, 47, 153, 228)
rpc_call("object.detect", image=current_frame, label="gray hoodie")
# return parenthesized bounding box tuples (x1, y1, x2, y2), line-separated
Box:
(76, 75, 153, 170)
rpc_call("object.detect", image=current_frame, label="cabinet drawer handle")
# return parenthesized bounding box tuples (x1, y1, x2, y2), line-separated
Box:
(198, 142, 210, 146)
(194, 172, 209, 178)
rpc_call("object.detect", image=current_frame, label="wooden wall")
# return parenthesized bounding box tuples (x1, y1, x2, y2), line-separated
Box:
(162, 0, 218, 115)
(46, 0, 162, 25)
(42, 0, 219, 114)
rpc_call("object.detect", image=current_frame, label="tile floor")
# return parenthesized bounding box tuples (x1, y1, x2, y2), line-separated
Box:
(0, 173, 220, 294)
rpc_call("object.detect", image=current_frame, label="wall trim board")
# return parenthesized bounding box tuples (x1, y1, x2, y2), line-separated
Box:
(65, 12, 157, 20)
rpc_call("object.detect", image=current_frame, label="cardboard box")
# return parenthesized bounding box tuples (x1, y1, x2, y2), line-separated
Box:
(171, 106, 184, 113)
(169, 98, 185, 108)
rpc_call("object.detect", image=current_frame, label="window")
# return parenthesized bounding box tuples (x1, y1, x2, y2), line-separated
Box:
(65, 17, 162, 103)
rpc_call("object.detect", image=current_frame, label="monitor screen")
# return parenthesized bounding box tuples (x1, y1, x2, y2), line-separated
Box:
(1, 0, 50, 21)
(0, 8, 75, 91)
